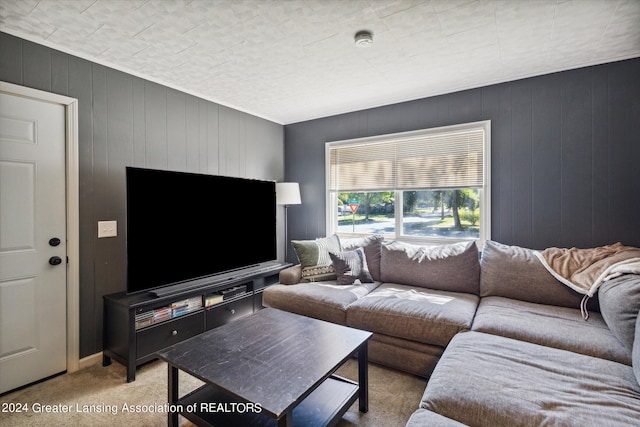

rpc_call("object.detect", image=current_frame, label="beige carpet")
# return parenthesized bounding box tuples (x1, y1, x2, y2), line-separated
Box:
(1, 358, 426, 426)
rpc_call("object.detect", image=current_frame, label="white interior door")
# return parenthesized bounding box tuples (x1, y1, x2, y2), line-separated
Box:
(0, 91, 67, 394)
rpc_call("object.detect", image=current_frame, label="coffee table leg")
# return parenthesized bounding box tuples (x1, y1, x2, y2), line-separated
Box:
(168, 364, 179, 427)
(358, 341, 368, 413)
(278, 410, 293, 427)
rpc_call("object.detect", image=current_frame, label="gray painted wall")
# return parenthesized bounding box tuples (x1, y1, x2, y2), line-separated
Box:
(284, 58, 640, 261)
(0, 32, 285, 358)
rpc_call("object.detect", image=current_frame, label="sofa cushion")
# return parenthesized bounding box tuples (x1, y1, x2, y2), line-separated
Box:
(380, 241, 480, 294)
(421, 331, 640, 427)
(341, 234, 383, 281)
(599, 274, 640, 352)
(368, 333, 444, 378)
(472, 296, 631, 365)
(346, 283, 479, 347)
(262, 281, 379, 325)
(406, 409, 467, 427)
(479, 240, 585, 308)
(329, 247, 374, 285)
(291, 234, 341, 282)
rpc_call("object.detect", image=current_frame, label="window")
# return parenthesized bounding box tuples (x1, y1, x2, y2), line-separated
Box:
(326, 121, 490, 245)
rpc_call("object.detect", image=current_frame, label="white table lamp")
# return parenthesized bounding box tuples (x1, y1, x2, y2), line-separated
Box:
(276, 182, 301, 257)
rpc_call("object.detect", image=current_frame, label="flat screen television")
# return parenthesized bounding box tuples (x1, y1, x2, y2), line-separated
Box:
(126, 167, 277, 295)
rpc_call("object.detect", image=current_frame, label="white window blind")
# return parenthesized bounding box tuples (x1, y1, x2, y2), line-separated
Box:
(329, 128, 485, 192)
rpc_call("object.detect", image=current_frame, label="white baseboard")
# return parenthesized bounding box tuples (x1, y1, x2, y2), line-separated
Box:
(78, 352, 103, 370)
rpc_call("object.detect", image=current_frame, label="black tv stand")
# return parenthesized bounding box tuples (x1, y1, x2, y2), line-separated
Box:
(102, 262, 292, 382)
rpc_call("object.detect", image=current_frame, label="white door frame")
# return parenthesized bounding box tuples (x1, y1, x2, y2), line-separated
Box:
(0, 81, 80, 373)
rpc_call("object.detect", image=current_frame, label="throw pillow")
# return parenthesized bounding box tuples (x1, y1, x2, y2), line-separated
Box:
(341, 234, 383, 281)
(329, 247, 374, 285)
(291, 234, 341, 282)
(599, 274, 640, 352)
(380, 240, 480, 294)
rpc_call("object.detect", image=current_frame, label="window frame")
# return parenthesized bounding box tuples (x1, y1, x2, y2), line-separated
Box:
(325, 120, 491, 246)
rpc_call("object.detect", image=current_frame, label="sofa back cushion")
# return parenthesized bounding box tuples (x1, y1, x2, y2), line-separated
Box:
(599, 274, 640, 352)
(480, 240, 584, 308)
(380, 240, 480, 294)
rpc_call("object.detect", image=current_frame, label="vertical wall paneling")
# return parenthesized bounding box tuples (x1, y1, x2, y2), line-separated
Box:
(219, 106, 245, 177)
(0, 33, 22, 84)
(561, 68, 593, 248)
(590, 66, 610, 245)
(144, 82, 168, 169)
(510, 79, 534, 247)
(167, 89, 187, 171)
(244, 115, 260, 179)
(218, 107, 229, 175)
(206, 102, 219, 174)
(449, 89, 482, 125)
(284, 58, 640, 249)
(185, 96, 201, 173)
(198, 100, 208, 173)
(105, 68, 133, 294)
(132, 78, 146, 167)
(0, 32, 284, 357)
(417, 96, 443, 134)
(22, 40, 50, 92)
(238, 112, 248, 178)
(437, 95, 450, 124)
(531, 74, 562, 249)
(480, 84, 502, 243)
(608, 60, 640, 244)
(91, 63, 109, 355)
(51, 50, 68, 96)
(245, 115, 280, 180)
(493, 84, 514, 244)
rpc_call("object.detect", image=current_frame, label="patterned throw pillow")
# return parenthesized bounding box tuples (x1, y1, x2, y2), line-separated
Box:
(291, 235, 341, 282)
(341, 234, 383, 281)
(329, 247, 374, 285)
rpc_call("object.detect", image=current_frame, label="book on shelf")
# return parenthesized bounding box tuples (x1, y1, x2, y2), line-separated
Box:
(205, 294, 224, 308)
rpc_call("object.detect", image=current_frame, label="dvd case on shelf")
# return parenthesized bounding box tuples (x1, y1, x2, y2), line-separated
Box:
(134, 296, 203, 329)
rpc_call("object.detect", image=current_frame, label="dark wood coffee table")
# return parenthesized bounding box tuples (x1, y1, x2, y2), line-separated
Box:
(156, 308, 372, 427)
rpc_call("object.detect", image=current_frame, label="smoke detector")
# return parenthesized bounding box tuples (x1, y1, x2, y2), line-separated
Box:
(354, 30, 373, 48)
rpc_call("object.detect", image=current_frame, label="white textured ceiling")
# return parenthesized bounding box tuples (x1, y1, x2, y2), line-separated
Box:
(1, 0, 639, 124)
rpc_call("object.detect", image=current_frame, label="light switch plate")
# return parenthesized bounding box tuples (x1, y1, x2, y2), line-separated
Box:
(98, 220, 117, 238)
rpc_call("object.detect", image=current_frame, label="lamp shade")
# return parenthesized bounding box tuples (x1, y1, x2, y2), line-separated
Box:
(276, 182, 301, 206)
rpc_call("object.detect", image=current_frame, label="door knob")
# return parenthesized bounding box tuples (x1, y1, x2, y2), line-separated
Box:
(49, 256, 63, 266)
(49, 238, 61, 247)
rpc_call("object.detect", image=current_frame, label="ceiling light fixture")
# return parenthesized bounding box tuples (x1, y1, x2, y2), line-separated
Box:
(354, 30, 373, 48)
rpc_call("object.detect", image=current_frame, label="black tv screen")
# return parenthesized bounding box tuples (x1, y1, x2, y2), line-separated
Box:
(126, 167, 277, 294)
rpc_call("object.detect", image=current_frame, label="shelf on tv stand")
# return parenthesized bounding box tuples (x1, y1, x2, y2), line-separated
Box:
(102, 262, 291, 382)
(150, 262, 284, 298)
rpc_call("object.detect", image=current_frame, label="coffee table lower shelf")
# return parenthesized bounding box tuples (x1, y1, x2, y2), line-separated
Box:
(175, 375, 359, 427)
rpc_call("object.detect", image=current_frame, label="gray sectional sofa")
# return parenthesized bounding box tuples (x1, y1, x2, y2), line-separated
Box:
(263, 236, 640, 426)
